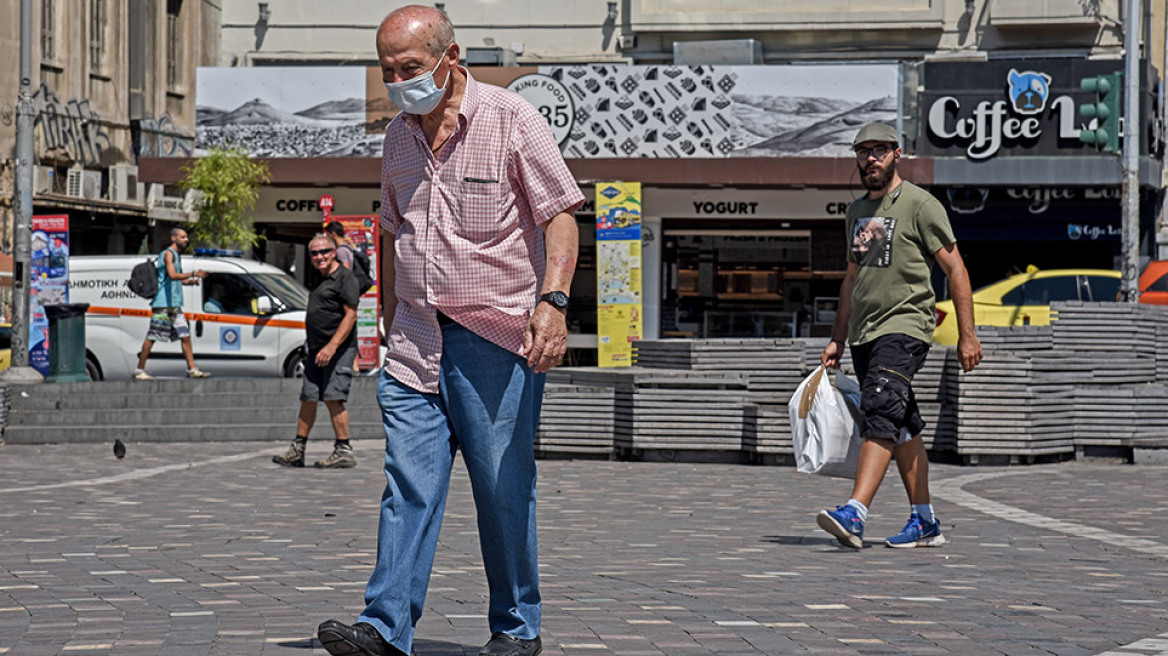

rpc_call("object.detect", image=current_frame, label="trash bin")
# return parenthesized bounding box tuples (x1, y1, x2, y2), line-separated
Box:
(45, 303, 90, 384)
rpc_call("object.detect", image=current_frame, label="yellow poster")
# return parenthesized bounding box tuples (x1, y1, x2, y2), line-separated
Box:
(595, 182, 643, 367)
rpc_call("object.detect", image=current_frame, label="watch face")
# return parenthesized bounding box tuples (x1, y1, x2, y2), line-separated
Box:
(544, 291, 569, 309)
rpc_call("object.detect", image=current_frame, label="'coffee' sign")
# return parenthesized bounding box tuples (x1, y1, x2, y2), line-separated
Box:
(919, 58, 1148, 160)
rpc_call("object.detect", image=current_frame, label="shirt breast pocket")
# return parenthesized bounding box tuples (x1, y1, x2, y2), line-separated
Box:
(455, 178, 508, 241)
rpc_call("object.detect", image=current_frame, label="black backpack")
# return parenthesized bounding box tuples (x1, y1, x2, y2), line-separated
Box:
(342, 245, 374, 294)
(127, 257, 158, 299)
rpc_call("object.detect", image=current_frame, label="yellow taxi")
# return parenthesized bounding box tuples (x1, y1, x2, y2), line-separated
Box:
(932, 267, 1120, 345)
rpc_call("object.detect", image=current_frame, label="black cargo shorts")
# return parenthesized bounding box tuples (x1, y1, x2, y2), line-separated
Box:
(849, 334, 931, 444)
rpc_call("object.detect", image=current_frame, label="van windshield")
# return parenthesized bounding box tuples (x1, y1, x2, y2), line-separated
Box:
(252, 273, 310, 312)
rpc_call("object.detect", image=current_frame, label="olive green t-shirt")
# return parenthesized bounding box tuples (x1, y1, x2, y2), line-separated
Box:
(845, 181, 955, 346)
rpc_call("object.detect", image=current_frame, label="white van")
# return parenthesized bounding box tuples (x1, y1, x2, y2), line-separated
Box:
(70, 255, 309, 380)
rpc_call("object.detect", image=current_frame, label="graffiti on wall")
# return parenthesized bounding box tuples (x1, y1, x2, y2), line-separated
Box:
(32, 84, 111, 166)
(135, 113, 194, 158)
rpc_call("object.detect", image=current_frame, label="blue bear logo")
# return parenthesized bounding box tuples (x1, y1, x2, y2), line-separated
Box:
(1007, 69, 1052, 115)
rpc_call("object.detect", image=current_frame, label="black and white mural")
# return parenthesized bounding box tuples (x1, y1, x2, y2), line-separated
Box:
(196, 64, 898, 159)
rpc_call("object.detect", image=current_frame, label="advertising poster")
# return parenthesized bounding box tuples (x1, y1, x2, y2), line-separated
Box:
(197, 64, 899, 159)
(326, 215, 381, 370)
(595, 182, 643, 367)
(30, 215, 70, 376)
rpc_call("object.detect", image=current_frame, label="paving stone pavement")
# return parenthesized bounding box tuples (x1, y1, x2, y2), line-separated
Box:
(0, 440, 1165, 655)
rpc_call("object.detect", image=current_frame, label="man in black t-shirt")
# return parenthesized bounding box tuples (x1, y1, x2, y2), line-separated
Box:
(274, 234, 361, 469)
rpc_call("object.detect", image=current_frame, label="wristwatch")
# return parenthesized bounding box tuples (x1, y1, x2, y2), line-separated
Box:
(539, 291, 569, 310)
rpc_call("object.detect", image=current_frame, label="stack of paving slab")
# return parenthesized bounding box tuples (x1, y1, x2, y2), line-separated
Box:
(953, 329, 1076, 459)
(915, 346, 960, 452)
(1047, 302, 1168, 449)
(535, 383, 615, 457)
(545, 366, 753, 457)
(0, 383, 10, 443)
(951, 303, 1168, 460)
(633, 339, 808, 457)
(1048, 302, 1157, 384)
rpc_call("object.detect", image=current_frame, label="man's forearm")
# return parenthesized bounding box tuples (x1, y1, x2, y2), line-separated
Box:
(328, 308, 358, 350)
(541, 212, 578, 294)
(947, 265, 977, 341)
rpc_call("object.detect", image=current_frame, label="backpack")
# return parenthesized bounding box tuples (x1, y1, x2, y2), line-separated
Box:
(127, 257, 158, 299)
(342, 244, 374, 294)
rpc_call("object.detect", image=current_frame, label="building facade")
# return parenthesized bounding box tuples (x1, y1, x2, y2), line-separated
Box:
(0, 0, 222, 317)
(141, 0, 1167, 356)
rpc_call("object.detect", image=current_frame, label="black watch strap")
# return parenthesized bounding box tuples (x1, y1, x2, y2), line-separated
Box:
(539, 291, 569, 310)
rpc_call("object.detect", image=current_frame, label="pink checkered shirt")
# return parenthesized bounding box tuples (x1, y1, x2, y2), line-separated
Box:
(379, 69, 584, 393)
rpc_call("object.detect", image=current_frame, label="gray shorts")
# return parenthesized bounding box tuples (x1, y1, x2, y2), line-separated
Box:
(300, 345, 357, 402)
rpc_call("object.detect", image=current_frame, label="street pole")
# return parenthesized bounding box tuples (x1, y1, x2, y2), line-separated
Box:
(1120, 0, 1142, 302)
(1, 0, 45, 384)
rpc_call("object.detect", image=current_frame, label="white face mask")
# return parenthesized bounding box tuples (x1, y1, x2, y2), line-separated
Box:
(384, 53, 450, 116)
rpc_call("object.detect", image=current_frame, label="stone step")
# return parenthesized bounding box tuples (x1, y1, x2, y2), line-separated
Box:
(8, 378, 380, 411)
(3, 422, 387, 445)
(6, 405, 386, 427)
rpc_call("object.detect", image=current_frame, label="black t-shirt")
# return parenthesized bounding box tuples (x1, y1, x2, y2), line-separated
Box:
(306, 265, 361, 353)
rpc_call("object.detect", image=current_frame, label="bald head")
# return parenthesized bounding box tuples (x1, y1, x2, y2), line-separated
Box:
(378, 5, 455, 59)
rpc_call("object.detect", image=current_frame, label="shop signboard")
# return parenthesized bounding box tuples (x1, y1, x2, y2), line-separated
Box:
(30, 215, 69, 376)
(322, 215, 381, 370)
(596, 182, 643, 367)
(939, 185, 1157, 242)
(920, 57, 1151, 160)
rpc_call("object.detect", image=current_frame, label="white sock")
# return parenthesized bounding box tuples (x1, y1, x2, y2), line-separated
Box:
(845, 499, 868, 522)
(913, 503, 935, 523)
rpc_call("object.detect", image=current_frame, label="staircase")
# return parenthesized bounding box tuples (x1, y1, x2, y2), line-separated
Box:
(2, 377, 384, 445)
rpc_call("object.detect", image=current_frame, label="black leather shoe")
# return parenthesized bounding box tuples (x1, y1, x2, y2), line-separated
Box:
(479, 632, 542, 656)
(318, 619, 405, 656)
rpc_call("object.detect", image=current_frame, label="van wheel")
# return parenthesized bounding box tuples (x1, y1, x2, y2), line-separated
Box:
(283, 349, 306, 378)
(85, 352, 103, 381)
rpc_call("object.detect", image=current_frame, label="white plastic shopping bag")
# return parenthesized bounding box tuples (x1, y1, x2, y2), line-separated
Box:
(788, 366, 862, 478)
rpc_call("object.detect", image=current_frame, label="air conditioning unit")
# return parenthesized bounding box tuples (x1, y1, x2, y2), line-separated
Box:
(66, 167, 102, 200)
(32, 166, 55, 195)
(464, 46, 516, 67)
(109, 164, 142, 203)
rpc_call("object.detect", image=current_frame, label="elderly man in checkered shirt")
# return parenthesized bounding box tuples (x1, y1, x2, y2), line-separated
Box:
(317, 6, 582, 656)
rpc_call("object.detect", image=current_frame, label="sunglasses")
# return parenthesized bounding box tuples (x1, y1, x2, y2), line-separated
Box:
(309, 248, 335, 257)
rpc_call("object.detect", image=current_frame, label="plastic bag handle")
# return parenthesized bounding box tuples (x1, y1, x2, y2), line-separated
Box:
(797, 366, 826, 419)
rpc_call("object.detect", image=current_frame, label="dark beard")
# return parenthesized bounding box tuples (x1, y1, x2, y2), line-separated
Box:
(859, 162, 894, 192)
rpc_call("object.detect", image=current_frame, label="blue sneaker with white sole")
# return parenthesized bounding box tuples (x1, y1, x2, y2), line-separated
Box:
(884, 512, 947, 548)
(816, 505, 865, 549)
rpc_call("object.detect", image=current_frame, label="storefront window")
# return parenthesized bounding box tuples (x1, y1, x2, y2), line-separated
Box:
(665, 230, 811, 338)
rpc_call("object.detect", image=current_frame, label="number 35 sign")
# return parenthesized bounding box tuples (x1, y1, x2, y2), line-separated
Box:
(506, 74, 575, 146)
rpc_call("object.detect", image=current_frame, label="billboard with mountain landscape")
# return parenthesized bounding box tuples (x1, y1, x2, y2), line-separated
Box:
(196, 64, 898, 159)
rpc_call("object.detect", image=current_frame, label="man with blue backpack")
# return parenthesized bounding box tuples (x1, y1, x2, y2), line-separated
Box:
(133, 227, 211, 380)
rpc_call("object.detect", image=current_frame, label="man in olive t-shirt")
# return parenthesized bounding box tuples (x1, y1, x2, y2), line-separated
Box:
(816, 122, 982, 550)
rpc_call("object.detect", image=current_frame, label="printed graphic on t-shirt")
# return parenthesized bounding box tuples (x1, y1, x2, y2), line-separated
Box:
(852, 216, 896, 268)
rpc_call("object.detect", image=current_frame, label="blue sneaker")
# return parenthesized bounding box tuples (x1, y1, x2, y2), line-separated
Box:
(817, 505, 864, 549)
(884, 513, 947, 548)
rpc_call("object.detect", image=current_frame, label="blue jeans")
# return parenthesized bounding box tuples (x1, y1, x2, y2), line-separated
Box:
(358, 323, 544, 652)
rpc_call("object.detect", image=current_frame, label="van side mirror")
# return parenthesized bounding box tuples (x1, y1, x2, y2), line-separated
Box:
(253, 296, 275, 315)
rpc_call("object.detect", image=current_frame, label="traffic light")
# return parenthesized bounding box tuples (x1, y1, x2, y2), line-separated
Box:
(1078, 72, 1122, 153)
